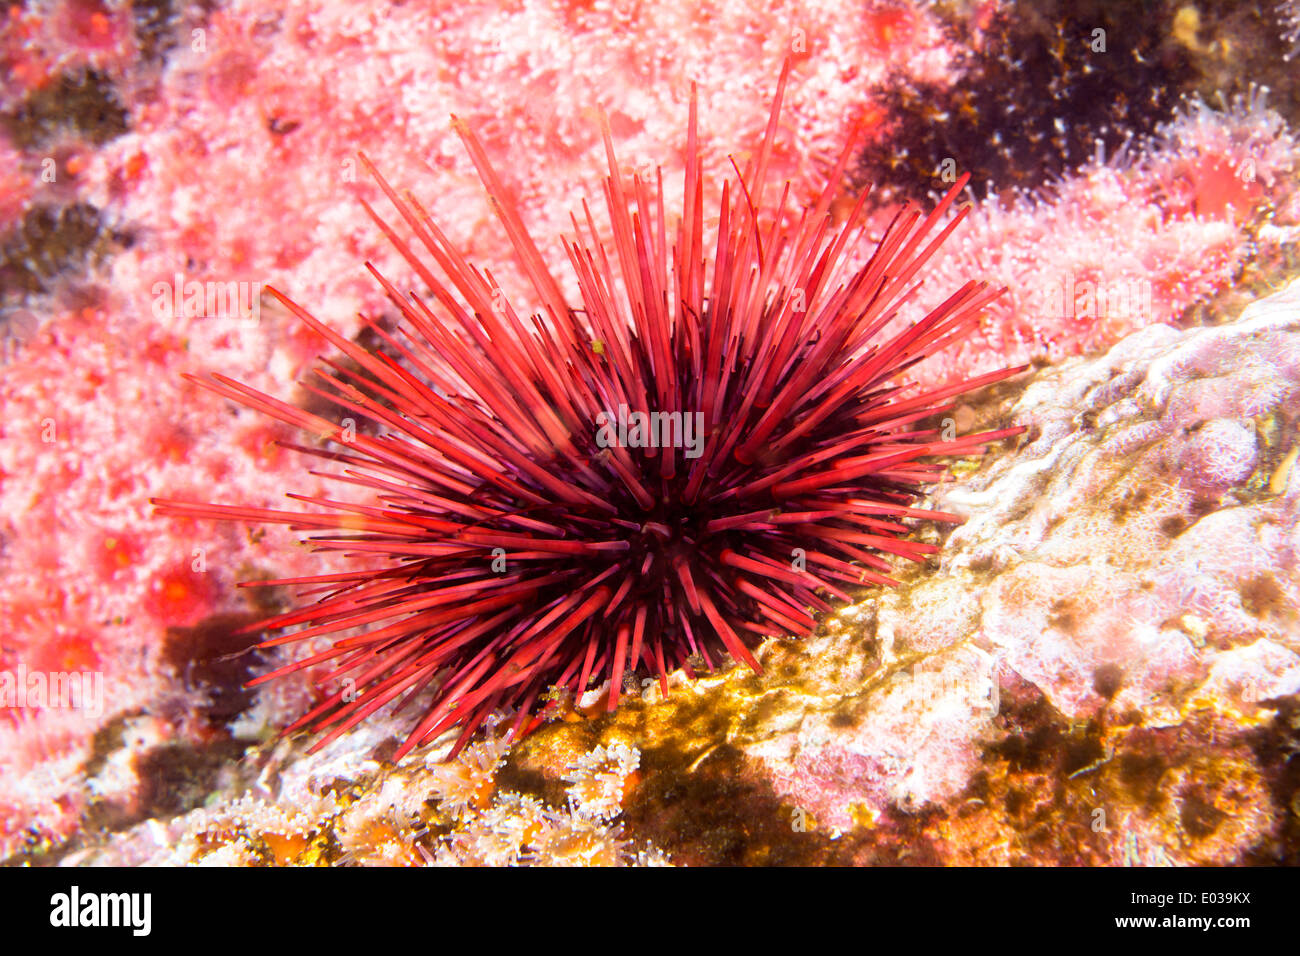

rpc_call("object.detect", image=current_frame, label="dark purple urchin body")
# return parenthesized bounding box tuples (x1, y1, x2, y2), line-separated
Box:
(153, 64, 1024, 760)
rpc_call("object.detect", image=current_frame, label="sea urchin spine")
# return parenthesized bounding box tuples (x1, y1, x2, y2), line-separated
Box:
(153, 63, 1025, 760)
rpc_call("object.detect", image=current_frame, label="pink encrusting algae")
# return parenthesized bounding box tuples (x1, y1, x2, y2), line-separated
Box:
(0, 1, 136, 106)
(76, 0, 969, 373)
(898, 86, 1300, 387)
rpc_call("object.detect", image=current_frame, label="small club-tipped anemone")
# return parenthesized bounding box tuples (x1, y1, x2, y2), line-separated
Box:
(153, 62, 1025, 761)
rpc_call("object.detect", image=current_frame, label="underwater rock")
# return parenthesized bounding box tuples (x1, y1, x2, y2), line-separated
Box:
(59, 719, 665, 866)
(735, 277, 1300, 860)
(32, 279, 1300, 867)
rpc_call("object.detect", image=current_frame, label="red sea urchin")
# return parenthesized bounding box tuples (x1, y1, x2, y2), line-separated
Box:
(152, 64, 1024, 761)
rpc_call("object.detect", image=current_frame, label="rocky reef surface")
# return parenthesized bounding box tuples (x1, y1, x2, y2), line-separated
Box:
(32, 278, 1300, 867)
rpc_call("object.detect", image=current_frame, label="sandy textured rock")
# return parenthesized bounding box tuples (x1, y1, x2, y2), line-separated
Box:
(59, 716, 663, 866)
(730, 277, 1300, 856)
